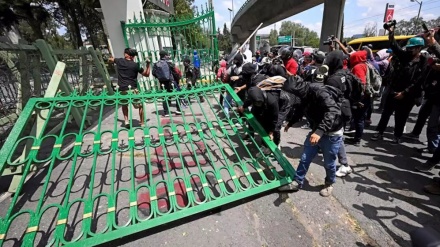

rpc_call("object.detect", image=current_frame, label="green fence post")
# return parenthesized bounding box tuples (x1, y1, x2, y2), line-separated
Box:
(5, 62, 67, 193)
(34, 39, 84, 127)
(88, 47, 114, 94)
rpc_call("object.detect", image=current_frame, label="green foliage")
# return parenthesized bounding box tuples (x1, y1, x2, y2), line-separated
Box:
(269, 29, 278, 46)
(278, 21, 319, 47)
(218, 23, 232, 52)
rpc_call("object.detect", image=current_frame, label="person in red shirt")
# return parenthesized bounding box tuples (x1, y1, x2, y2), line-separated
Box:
(346, 50, 369, 146)
(279, 46, 298, 75)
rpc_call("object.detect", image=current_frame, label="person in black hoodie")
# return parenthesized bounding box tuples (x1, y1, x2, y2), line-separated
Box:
(371, 25, 428, 144)
(237, 85, 280, 155)
(324, 50, 353, 177)
(279, 76, 344, 197)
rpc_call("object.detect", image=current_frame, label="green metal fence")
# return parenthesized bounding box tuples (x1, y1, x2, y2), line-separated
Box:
(0, 81, 295, 246)
(121, 3, 219, 91)
(0, 40, 113, 149)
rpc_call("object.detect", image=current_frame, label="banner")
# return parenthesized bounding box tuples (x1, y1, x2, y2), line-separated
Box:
(383, 3, 395, 22)
(148, 0, 174, 14)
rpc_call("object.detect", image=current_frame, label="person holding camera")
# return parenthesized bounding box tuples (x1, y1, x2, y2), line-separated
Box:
(371, 22, 428, 144)
(108, 48, 151, 128)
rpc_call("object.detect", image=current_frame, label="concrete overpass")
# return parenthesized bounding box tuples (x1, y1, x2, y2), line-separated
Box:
(231, 0, 346, 51)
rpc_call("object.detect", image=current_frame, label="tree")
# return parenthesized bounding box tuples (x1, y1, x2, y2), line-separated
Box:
(218, 23, 232, 52)
(363, 22, 377, 37)
(278, 21, 320, 47)
(269, 29, 278, 46)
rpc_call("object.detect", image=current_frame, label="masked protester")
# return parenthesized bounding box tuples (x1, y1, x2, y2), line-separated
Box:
(280, 77, 344, 197)
(371, 26, 428, 144)
(183, 57, 204, 103)
(413, 30, 440, 181)
(223, 53, 246, 118)
(279, 46, 298, 76)
(324, 50, 353, 177)
(109, 48, 150, 127)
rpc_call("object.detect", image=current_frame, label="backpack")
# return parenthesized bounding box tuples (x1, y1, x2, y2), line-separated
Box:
(154, 60, 171, 82)
(256, 76, 286, 90)
(333, 69, 364, 103)
(366, 63, 382, 96)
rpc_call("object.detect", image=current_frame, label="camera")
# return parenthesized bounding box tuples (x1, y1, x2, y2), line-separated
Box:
(383, 20, 397, 30)
(323, 35, 335, 45)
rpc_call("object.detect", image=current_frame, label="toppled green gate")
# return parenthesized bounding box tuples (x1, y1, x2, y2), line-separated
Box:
(0, 82, 295, 246)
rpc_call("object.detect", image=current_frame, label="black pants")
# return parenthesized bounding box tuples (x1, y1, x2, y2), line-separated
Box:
(162, 81, 181, 113)
(366, 97, 374, 120)
(376, 93, 415, 138)
(412, 98, 434, 136)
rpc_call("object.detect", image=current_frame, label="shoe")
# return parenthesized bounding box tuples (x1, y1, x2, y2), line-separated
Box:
(300, 123, 310, 129)
(124, 121, 130, 128)
(336, 165, 353, 177)
(319, 183, 334, 197)
(175, 110, 182, 115)
(257, 147, 272, 158)
(417, 148, 435, 154)
(278, 181, 300, 192)
(163, 112, 170, 117)
(235, 123, 241, 127)
(415, 162, 437, 172)
(277, 144, 281, 150)
(345, 139, 361, 147)
(404, 133, 419, 140)
(391, 137, 401, 145)
(424, 183, 440, 195)
(371, 133, 383, 141)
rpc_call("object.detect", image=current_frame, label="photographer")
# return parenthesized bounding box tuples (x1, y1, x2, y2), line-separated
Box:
(371, 21, 428, 144)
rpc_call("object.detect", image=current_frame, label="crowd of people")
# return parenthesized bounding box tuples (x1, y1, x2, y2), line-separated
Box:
(216, 25, 440, 197)
(110, 23, 440, 198)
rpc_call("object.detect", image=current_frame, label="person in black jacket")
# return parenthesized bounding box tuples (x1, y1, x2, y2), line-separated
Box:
(323, 50, 353, 177)
(415, 31, 440, 195)
(371, 25, 428, 144)
(279, 76, 343, 197)
(237, 86, 280, 155)
(183, 57, 205, 103)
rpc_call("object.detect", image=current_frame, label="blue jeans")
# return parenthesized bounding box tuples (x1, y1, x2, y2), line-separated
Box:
(295, 133, 342, 186)
(427, 104, 440, 152)
(223, 93, 234, 118)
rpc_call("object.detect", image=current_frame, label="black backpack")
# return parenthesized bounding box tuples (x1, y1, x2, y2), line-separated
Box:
(333, 69, 364, 103)
(154, 60, 172, 82)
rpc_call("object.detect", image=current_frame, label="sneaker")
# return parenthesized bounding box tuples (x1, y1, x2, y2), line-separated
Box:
(319, 183, 334, 197)
(424, 183, 440, 195)
(278, 181, 300, 192)
(277, 144, 281, 150)
(300, 123, 310, 129)
(404, 133, 419, 140)
(336, 165, 353, 177)
(415, 162, 437, 172)
(391, 137, 401, 145)
(175, 110, 182, 115)
(371, 133, 383, 141)
(345, 139, 361, 147)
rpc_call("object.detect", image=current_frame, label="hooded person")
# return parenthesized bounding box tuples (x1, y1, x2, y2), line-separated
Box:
(279, 76, 344, 197)
(320, 50, 352, 176)
(238, 85, 280, 154)
(223, 53, 246, 119)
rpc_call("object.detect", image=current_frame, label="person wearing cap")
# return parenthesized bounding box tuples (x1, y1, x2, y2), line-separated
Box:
(371, 25, 429, 145)
(109, 48, 151, 128)
(223, 53, 245, 118)
(152, 50, 182, 116)
(304, 51, 326, 82)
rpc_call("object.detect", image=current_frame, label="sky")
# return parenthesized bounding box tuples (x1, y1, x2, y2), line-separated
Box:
(199, 0, 440, 38)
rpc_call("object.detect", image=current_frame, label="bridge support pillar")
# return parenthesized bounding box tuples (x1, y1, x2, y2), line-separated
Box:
(99, 0, 145, 57)
(249, 34, 257, 54)
(319, 0, 345, 51)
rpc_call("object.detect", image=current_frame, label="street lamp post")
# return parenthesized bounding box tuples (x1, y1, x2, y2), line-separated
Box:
(228, 8, 233, 31)
(411, 0, 423, 32)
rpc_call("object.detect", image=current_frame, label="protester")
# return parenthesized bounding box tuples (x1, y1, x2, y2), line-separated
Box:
(109, 48, 150, 128)
(152, 50, 182, 116)
(279, 46, 298, 76)
(279, 76, 344, 197)
(193, 50, 201, 69)
(371, 26, 428, 144)
(223, 53, 245, 118)
(183, 57, 204, 102)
